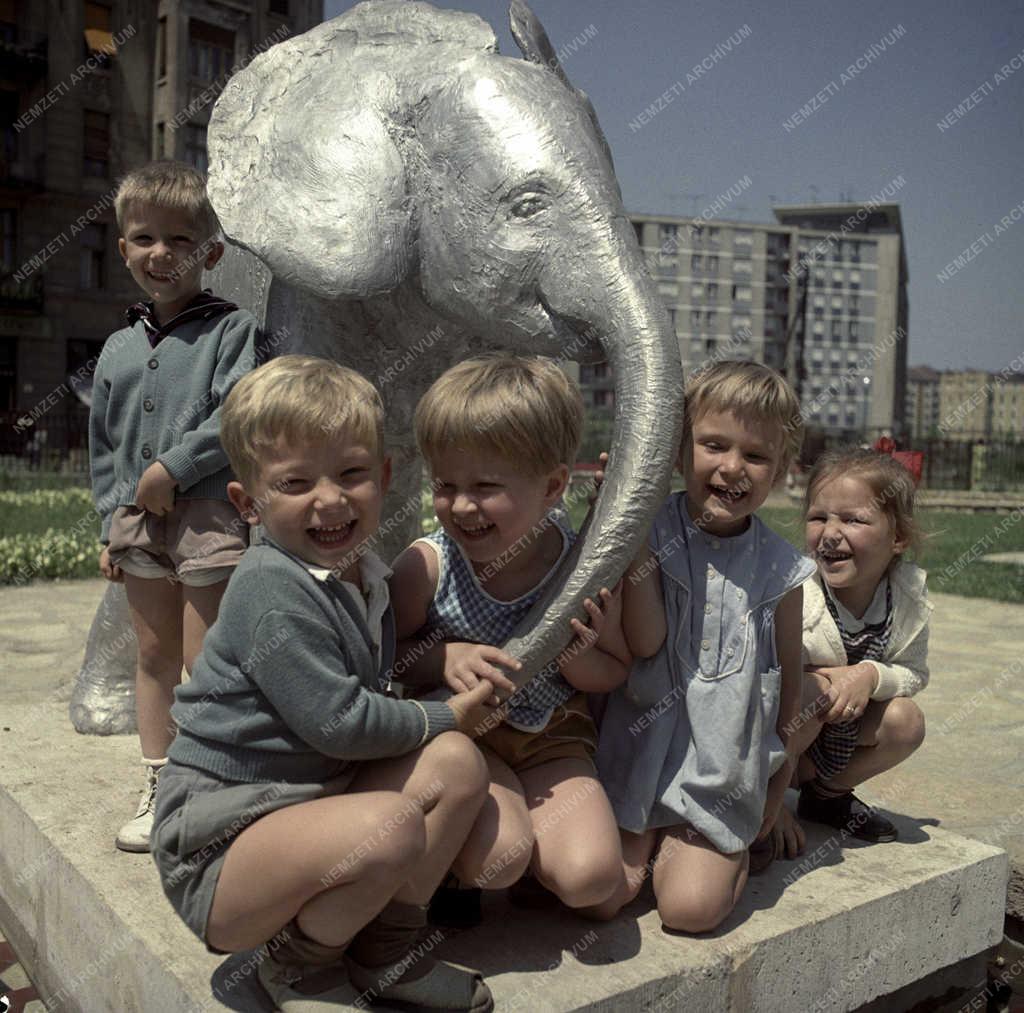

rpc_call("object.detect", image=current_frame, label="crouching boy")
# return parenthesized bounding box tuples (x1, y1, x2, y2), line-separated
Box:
(151, 356, 499, 1012)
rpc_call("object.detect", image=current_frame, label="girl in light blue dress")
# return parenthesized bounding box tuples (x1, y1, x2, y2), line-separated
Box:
(592, 361, 816, 932)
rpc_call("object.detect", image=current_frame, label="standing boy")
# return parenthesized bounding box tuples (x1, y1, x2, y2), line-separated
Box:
(89, 160, 257, 851)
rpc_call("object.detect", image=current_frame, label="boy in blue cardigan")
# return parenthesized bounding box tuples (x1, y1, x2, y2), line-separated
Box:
(152, 355, 498, 1012)
(89, 161, 257, 852)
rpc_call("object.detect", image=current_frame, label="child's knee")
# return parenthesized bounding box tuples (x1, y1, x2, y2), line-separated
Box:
(538, 848, 623, 909)
(884, 698, 926, 752)
(656, 880, 737, 934)
(355, 799, 427, 878)
(423, 732, 490, 801)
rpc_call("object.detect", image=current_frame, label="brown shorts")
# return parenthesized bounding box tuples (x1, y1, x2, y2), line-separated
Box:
(479, 692, 598, 774)
(107, 499, 247, 587)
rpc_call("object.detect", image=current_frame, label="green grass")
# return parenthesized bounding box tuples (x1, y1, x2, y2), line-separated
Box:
(4, 484, 1023, 602)
(760, 505, 1024, 604)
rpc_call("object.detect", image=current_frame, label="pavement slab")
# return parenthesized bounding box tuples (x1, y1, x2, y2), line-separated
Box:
(0, 579, 1019, 1011)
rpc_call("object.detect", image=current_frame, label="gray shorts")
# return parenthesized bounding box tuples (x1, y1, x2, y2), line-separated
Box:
(108, 499, 247, 587)
(151, 761, 354, 953)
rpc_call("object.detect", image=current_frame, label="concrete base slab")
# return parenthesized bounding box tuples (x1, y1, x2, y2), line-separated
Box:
(0, 700, 1008, 1013)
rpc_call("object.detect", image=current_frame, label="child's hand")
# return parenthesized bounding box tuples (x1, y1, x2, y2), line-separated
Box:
(135, 461, 177, 515)
(563, 585, 622, 661)
(764, 805, 805, 860)
(810, 663, 876, 724)
(99, 546, 123, 583)
(446, 679, 505, 738)
(442, 642, 521, 703)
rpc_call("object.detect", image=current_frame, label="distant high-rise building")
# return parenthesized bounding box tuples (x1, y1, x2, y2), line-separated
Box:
(620, 201, 910, 440)
(1, 1, 321, 443)
(905, 365, 941, 439)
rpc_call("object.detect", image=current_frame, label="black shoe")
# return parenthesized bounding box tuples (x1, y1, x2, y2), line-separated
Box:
(427, 876, 483, 928)
(797, 787, 898, 843)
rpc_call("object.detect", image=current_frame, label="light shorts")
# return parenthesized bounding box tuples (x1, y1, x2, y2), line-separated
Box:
(479, 692, 598, 774)
(107, 499, 247, 587)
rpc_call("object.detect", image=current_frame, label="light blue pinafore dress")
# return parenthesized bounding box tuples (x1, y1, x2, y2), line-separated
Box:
(596, 493, 815, 853)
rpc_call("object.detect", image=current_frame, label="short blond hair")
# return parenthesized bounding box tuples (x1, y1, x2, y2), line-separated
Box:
(222, 355, 385, 488)
(115, 160, 220, 238)
(683, 359, 803, 477)
(805, 446, 922, 556)
(415, 354, 583, 474)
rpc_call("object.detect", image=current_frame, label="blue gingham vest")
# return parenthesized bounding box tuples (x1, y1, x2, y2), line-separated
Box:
(420, 514, 576, 732)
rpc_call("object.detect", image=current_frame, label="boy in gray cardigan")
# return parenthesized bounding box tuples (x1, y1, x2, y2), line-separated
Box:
(89, 162, 257, 851)
(152, 355, 500, 1012)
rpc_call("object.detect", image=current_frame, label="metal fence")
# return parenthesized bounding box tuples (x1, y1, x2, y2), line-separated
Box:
(0, 411, 90, 476)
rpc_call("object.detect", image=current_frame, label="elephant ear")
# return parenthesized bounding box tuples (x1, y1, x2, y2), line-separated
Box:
(207, 5, 497, 300)
(508, 0, 616, 174)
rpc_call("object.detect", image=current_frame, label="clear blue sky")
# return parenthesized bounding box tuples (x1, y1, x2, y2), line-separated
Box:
(324, 0, 1024, 373)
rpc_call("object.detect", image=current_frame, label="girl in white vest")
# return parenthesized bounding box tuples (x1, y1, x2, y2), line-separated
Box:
(791, 447, 930, 843)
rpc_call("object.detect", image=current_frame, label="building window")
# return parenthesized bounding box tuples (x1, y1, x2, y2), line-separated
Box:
(659, 223, 678, 243)
(734, 230, 753, 246)
(849, 293, 860, 314)
(691, 253, 702, 272)
(79, 223, 106, 289)
(732, 285, 751, 302)
(707, 226, 719, 244)
(269, 0, 289, 14)
(849, 320, 859, 340)
(691, 283, 703, 300)
(831, 295, 843, 310)
(0, 336, 15, 410)
(0, 208, 15, 271)
(707, 282, 718, 300)
(734, 258, 752, 275)
(185, 123, 208, 173)
(848, 241, 860, 263)
(189, 19, 235, 83)
(832, 269, 843, 285)
(707, 255, 718, 274)
(157, 16, 167, 78)
(84, 2, 115, 67)
(707, 310, 716, 329)
(83, 110, 109, 176)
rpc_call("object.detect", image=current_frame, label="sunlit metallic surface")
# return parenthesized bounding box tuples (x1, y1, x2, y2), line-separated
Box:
(72, 0, 683, 726)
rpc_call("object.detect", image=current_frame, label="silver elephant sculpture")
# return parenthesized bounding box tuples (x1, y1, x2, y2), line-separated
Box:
(70, 0, 682, 732)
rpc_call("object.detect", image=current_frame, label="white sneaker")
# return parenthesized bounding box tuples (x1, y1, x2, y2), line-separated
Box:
(115, 758, 166, 853)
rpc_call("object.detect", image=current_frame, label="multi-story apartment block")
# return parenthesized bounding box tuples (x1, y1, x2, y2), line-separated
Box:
(623, 201, 909, 439)
(991, 375, 1024, 437)
(936, 369, 992, 437)
(1, 0, 320, 444)
(905, 364, 941, 439)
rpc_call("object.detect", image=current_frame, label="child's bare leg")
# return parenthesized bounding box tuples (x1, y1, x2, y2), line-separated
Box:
(829, 697, 925, 791)
(757, 760, 793, 840)
(181, 579, 229, 675)
(584, 827, 659, 921)
(124, 574, 182, 759)
(345, 731, 490, 906)
(518, 757, 624, 909)
(653, 825, 748, 933)
(452, 747, 533, 890)
(207, 789, 426, 952)
(208, 732, 488, 952)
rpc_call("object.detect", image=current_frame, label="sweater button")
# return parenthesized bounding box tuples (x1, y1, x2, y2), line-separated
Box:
(143, 398, 154, 412)
(148, 358, 158, 369)
(141, 445, 152, 460)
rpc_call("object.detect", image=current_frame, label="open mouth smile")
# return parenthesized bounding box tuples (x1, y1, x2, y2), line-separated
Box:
(817, 547, 852, 563)
(708, 482, 747, 503)
(455, 521, 495, 541)
(308, 520, 356, 545)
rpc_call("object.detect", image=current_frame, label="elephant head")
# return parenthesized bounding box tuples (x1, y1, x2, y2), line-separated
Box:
(206, 0, 683, 689)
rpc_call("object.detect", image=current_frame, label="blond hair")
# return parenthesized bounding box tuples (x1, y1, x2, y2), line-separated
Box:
(221, 355, 385, 488)
(114, 160, 219, 238)
(683, 359, 803, 477)
(804, 447, 922, 556)
(415, 354, 583, 474)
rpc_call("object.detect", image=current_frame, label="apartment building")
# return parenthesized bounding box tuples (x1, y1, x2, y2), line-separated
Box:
(621, 201, 909, 439)
(0, 0, 320, 438)
(907, 366, 1024, 439)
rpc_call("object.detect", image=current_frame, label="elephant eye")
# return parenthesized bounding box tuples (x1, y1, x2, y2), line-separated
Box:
(510, 193, 547, 219)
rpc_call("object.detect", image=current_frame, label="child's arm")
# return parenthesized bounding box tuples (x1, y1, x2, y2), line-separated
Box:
(621, 542, 667, 658)
(155, 313, 257, 492)
(588, 455, 666, 658)
(558, 584, 632, 693)
(774, 586, 804, 754)
(866, 619, 930, 699)
(390, 543, 520, 697)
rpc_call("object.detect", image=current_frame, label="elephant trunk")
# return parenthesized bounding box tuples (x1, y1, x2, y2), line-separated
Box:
(501, 237, 683, 686)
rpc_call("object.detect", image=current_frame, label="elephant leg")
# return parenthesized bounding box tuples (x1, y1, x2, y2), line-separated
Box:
(68, 582, 139, 736)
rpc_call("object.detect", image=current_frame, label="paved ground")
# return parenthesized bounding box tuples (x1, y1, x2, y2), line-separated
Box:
(0, 577, 1021, 1011)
